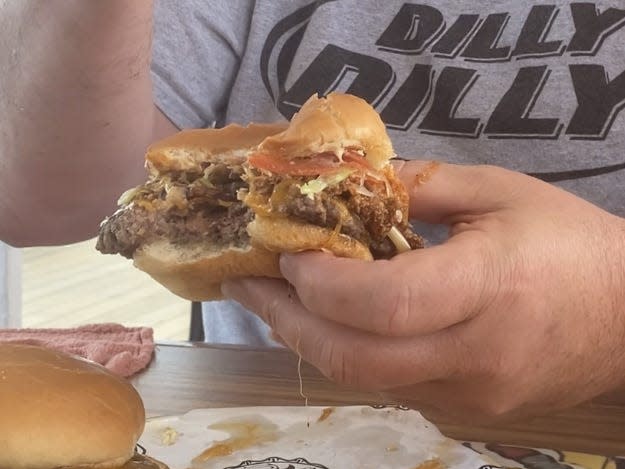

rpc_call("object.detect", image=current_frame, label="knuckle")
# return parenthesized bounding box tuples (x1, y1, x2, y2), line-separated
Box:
(291, 269, 312, 300)
(317, 340, 365, 388)
(454, 332, 509, 383)
(261, 296, 284, 330)
(381, 279, 415, 335)
(480, 164, 504, 177)
(294, 269, 326, 310)
(466, 357, 521, 419)
(476, 390, 517, 419)
(478, 164, 515, 184)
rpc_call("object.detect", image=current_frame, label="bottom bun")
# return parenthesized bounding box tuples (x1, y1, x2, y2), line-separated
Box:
(133, 240, 282, 301)
(133, 216, 372, 301)
(247, 216, 373, 261)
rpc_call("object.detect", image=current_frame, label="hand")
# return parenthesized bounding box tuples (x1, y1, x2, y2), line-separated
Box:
(222, 161, 625, 422)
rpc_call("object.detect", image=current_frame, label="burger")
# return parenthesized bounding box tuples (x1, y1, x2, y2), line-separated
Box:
(96, 92, 423, 300)
(0, 344, 167, 469)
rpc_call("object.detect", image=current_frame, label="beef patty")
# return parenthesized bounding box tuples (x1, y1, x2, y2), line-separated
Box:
(98, 162, 423, 260)
(96, 202, 252, 259)
(248, 173, 423, 258)
(97, 163, 251, 258)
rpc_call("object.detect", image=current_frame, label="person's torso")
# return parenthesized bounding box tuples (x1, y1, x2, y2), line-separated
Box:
(225, 0, 625, 216)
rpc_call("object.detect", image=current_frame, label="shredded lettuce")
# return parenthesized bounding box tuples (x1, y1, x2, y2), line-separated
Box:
(299, 179, 328, 199)
(299, 168, 355, 199)
(117, 186, 141, 206)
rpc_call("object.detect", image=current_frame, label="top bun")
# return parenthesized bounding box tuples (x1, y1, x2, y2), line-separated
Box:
(146, 122, 288, 175)
(258, 93, 394, 170)
(0, 344, 145, 469)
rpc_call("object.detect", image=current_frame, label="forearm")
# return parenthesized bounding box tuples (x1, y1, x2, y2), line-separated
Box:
(613, 215, 625, 318)
(0, 1, 158, 246)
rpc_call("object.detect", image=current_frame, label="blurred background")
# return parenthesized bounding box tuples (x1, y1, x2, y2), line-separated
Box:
(11, 240, 189, 341)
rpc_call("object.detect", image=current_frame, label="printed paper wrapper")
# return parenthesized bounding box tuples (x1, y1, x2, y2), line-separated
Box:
(464, 442, 625, 469)
(139, 405, 499, 469)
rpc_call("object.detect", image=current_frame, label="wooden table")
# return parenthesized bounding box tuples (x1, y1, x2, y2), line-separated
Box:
(131, 342, 625, 456)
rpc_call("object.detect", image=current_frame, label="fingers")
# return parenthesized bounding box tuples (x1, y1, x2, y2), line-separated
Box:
(392, 160, 524, 224)
(381, 383, 506, 424)
(221, 277, 461, 390)
(278, 237, 488, 337)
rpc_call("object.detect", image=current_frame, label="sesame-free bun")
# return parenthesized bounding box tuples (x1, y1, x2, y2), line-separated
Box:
(133, 240, 282, 301)
(146, 122, 288, 175)
(0, 344, 145, 469)
(248, 216, 373, 261)
(258, 93, 394, 170)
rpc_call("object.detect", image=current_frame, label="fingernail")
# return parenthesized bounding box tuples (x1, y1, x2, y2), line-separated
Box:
(270, 329, 287, 347)
(280, 253, 295, 262)
(279, 253, 296, 274)
(220, 279, 239, 299)
(390, 159, 405, 171)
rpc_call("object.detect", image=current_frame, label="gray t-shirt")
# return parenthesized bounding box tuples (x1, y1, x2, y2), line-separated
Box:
(152, 0, 625, 346)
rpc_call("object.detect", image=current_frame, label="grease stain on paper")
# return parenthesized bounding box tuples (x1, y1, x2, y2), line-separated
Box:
(192, 416, 280, 463)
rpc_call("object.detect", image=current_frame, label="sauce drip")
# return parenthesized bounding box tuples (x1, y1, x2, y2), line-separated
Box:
(413, 161, 441, 187)
(317, 407, 335, 423)
(192, 418, 279, 463)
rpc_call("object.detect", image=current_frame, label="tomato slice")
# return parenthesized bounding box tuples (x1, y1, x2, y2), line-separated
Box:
(248, 150, 372, 176)
(342, 150, 373, 171)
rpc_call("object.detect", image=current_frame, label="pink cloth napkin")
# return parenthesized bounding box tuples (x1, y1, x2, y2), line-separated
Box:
(0, 323, 155, 377)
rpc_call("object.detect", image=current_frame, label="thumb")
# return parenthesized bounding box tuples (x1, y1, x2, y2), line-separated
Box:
(393, 160, 523, 225)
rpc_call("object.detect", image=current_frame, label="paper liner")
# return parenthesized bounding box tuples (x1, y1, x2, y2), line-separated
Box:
(139, 405, 499, 469)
